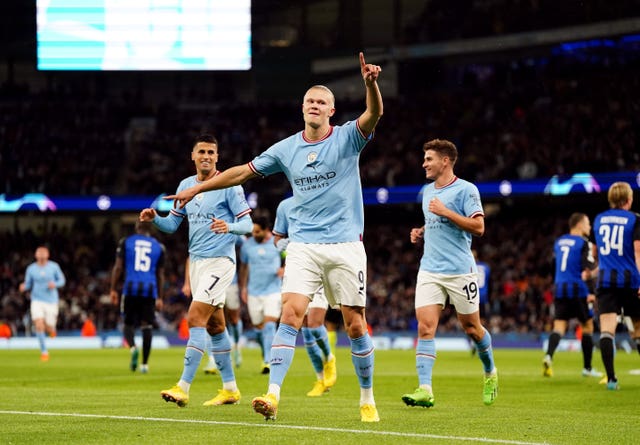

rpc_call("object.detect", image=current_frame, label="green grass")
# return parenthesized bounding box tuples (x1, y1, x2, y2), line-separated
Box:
(1, 346, 639, 444)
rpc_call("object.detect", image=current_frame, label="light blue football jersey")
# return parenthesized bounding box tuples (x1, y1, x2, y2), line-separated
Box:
(23, 261, 66, 304)
(249, 120, 372, 243)
(273, 196, 295, 237)
(154, 173, 251, 262)
(420, 177, 484, 274)
(231, 235, 245, 285)
(240, 237, 282, 296)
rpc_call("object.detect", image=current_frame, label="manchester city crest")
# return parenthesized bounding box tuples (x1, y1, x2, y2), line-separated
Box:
(307, 152, 318, 163)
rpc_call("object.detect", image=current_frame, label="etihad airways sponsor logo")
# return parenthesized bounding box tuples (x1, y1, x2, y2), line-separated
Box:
(293, 171, 337, 187)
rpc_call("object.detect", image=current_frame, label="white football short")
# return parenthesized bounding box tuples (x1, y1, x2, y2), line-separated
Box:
(189, 257, 235, 307)
(247, 292, 282, 325)
(282, 241, 367, 308)
(30, 300, 59, 327)
(308, 287, 329, 310)
(225, 283, 240, 311)
(415, 271, 480, 315)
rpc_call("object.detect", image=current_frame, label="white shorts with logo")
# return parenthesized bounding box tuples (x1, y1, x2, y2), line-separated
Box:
(248, 292, 282, 325)
(308, 287, 329, 310)
(189, 257, 235, 307)
(31, 300, 59, 327)
(225, 283, 240, 311)
(282, 241, 367, 308)
(415, 271, 480, 315)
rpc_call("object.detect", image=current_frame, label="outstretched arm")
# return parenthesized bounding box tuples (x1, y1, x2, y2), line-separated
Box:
(165, 164, 258, 208)
(357, 52, 383, 137)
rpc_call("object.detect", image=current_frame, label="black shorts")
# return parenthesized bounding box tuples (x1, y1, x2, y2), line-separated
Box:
(553, 297, 591, 323)
(325, 307, 342, 326)
(596, 287, 640, 317)
(123, 295, 156, 326)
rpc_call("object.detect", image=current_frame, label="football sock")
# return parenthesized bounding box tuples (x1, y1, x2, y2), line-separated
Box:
(327, 330, 338, 352)
(228, 319, 243, 345)
(256, 330, 264, 361)
(474, 328, 496, 374)
(599, 332, 616, 381)
(142, 325, 152, 364)
(179, 327, 206, 385)
(416, 338, 436, 387)
(581, 333, 594, 369)
(310, 325, 331, 359)
(268, 323, 298, 387)
(123, 324, 135, 349)
(350, 333, 374, 389)
(262, 321, 277, 364)
(211, 331, 237, 390)
(36, 331, 47, 354)
(302, 327, 324, 374)
(546, 331, 562, 358)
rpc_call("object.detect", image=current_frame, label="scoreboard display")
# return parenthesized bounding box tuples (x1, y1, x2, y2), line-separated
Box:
(36, 0, 251, 71)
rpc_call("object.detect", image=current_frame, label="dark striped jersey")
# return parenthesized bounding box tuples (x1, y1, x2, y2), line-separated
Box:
(593, 208, 640, 289)
(554, 234, 593, 298)
(476, 261, 490, 304)
(116, 234, 166, 298)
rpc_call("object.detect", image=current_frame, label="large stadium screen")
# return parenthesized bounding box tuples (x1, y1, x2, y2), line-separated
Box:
(36, 0, 251, 71)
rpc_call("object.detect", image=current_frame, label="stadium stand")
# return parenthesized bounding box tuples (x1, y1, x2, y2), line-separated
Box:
(1, 0, 639, 338)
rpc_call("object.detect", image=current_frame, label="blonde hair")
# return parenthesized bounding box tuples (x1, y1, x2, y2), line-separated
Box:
(607, 181, 632, 209)
(306, 85, 335, 107)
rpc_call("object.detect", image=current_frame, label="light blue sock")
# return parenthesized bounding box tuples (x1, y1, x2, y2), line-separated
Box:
(268, 323, 298, 387)
(310, 326, 331, 359)
(302, 327, 324, 373)
(350, 334, 374, 389)
(226, 324, 235, 343)
(256, 330, 264, 360)
(180, 327, 206, 384)
(416, 339, 436, 386)
(262, 321, 277, 363)
(227, 319, 243, 345)
(36, 331, 47, 354)
(474, 329, 495, 373)
(211, 331, 235, 383)
(235, 319, 243, 344)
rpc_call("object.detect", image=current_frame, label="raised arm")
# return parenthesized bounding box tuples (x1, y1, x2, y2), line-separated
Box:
(357, 52, 383, 137)
(165, 164, 258, 208)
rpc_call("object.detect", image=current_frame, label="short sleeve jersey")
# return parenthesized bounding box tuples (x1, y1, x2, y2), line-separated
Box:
(240, 237, 282, 296)
(116, 233, 166, 298)
(553, 234, 592, 298)
(593, 208, 640, 289)
(23, 261, 66, 304)
(419, 177, 484, 274)
(249, 120, 372, 243)
(273, 197, 295, 238)
(155, 173, 251, 262)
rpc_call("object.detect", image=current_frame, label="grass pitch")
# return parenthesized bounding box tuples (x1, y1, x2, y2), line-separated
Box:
(1, 345, 639, 444)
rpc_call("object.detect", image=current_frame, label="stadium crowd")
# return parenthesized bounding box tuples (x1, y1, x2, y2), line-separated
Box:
(0, 204, 585, 339)
(399, 0, 640, 44)
(1, 5, 639, 339)
(2, 53, 638, 206)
